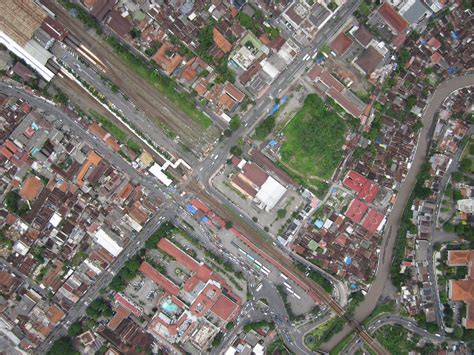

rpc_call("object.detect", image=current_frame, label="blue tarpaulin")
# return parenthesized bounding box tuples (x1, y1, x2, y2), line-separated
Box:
(350, 283, 357, 289)
(344, 256, 352, 266)
(450, 31, 458, 40)
(269, 96, 288, 116)
(419, 38, 427, 45)
(268, 139, 278, 147)
(186, 205, 197, 215)
(314, 219, 324, 229)
(448, 67, 457, 74)
(201, 216, 209, 223)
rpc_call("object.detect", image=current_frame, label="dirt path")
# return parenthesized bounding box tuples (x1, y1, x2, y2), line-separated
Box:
(321, 73, 474, 351)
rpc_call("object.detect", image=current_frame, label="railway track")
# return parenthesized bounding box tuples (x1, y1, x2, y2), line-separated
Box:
(39, 2, 388, 352)
(42, 0, 220, 153)
(188, 183, 388, 354)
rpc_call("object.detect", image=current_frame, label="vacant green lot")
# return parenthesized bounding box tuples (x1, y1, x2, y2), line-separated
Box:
(280, 94, 346, 180)
(374, 324, 419, 354)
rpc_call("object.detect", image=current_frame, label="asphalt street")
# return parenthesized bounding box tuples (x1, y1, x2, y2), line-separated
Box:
(343, 314, 448, 354)
(0, 82, 168, 201)
(0, 257, 50, 299)
(52, 43, 198, 164)
(323, 73, 474, 350)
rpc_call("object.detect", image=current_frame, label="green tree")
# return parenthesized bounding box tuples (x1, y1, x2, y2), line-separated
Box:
(229, 116, 241, 131)
(230, 146, 242, 156)
(68, 322, 83, 337)
(4, 190, 20, 214)
(86, 298, 112, 320)
(277, 209, 287, 219)
(397, 48, 411, 69)
(406, 95, 417, 110)
(47, 336, 79, 355)
(225, 221, 233, 229)
(453, 325, 464, 339)
(130, 28, 141, 39)
(196, 22, 216, 58)
(253, 115, 276, 140)
(443, 223, 455, 233)
(459, 157, 472, 173)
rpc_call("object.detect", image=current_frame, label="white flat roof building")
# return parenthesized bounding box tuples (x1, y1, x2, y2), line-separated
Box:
(0, 31, 54, 81)
(149, 163, 173, 186)
(94, 228, 123, 257)
(255, 176, 287, 211)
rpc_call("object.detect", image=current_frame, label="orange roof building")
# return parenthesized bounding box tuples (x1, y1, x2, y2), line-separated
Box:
(213, 28, 232, 53)
(20, 175, 44, 201)
(46, 305, 65, 324)
(377, 2, 409, 34)
(448, 250, 474, 328)
(152, 42, 183, 76)
(210, 294, 240, 321)
(330, 32, 353, 55)
(76, 151, 102, 186)
(139, 261, 180, 296)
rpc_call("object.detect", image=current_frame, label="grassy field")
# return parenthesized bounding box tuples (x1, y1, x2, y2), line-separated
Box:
(106, 37, 213, 129)
(374, 324, 419, 354)
(280, 94, 346, 180)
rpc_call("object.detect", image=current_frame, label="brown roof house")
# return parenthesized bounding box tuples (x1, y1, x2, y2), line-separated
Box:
(20, 175, 44, 201)
(353, 25, 373, 48)
(448, 250, 474, 329)
(152, 42, 183, 76)
(354, 46, 384, 77)
(330, 32, 353, 55)
(213, 28, 232, 53)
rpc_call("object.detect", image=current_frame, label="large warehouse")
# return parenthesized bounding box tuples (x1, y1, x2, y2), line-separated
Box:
(230, 157, 287, 211)
(0, 0, 55, 81)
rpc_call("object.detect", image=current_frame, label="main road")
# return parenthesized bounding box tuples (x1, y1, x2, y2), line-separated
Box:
(343, 314, 448, 354)
(322, 73, 474, 351)
(0, 82, 184, 354)
(197, 0, 362, 184)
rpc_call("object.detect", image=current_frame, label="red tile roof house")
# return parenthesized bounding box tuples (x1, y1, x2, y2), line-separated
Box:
(377, 2, 409, 34)
(330, 32, 353, 55)
(353, 25, 374, 48)
(448, 250, 474, 329)
(152, 42, 183, 76)
(354, 46, 384, 77)
(307, 64, 366, 118)
(343, 170, 379, 203)
(345, 198, 368, 224)
(361, 208, 385, 233)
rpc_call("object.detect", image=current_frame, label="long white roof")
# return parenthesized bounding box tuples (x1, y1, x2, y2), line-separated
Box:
(94, 228, 123, 257)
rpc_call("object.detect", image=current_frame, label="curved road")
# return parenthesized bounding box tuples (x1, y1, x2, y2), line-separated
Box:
(322, 73, 474, 351)
(343, 314, 448, 354)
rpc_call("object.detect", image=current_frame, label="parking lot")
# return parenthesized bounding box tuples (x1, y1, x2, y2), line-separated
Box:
(124, 277, 163, 317)
(213, 166, 305, 236)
